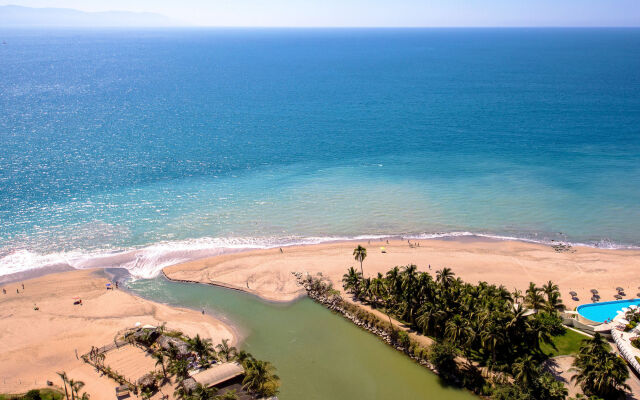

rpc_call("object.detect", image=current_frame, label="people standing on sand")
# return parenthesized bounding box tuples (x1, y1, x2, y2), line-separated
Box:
(2, 288, 5, 294)
(21, 283, 24, 290)
(115, 281, 119, 289)
(280, 248, 283, 253)
(17, 289, 19, 294)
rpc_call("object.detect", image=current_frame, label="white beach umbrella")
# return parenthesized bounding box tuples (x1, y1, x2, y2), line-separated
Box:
(135, 322, 141, 327)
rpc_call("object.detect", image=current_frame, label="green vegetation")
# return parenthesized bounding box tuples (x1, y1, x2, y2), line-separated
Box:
(337, 245, 630, 400)
(82, 325, 279, 400)
(0, 389, 64, 400)
(353, 245, 367, 276)
(541, 329, 588, 357)
(158, 330, 278, 400)
(570, 333, 630, 400)
(55, 372, 89, 400)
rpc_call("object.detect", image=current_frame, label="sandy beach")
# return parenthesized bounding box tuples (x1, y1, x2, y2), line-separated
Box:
(164, 238, 640, 307)
(0, 269, 235, 399)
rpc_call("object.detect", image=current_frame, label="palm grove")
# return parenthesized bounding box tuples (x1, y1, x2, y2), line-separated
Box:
(341, 246, 630, 400)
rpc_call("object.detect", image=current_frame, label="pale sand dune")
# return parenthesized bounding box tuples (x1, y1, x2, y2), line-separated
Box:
(164, 238, 640, 306)
(0, 269, 235, 399)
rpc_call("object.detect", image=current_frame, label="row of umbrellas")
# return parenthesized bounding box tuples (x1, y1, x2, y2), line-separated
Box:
(568, 287, 640, 303)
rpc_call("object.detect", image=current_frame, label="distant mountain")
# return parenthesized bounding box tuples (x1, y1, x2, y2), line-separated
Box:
(0, 5, 183, 27)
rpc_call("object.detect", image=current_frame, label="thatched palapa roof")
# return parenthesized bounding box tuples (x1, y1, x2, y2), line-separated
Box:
(157, 335, 190, 356)
(190, 362, 244, 388)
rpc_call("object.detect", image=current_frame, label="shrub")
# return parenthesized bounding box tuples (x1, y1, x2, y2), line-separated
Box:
(534, 311, 566, 336)
(428, 342, 459, 383)
(397, 331, 410, 350)
(23, 391, 41, 400)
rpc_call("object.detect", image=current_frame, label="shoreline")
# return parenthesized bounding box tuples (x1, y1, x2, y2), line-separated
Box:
(2, 231, 639, 285)
(163, 237, 640, 307)
(160, 270, 308, 304)
(0, 268, 237, 399)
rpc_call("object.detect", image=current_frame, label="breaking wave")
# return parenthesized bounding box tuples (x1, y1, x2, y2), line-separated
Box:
(0, 232, 636, 279)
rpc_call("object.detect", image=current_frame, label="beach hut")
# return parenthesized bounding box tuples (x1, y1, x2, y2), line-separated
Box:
(115, 385, 129, 398)
(157, 335, 190, 356)
(189, 362, 245, 389)
(137, 372, 157, 389)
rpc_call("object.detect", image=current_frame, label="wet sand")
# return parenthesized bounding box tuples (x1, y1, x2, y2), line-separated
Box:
(164, 238, 640, 307)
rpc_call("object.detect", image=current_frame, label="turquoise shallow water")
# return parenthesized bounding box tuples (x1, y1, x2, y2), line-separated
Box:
(0, 28, 639, 277)
(577, 299, 640, 323)
(127, 276, 476, 400)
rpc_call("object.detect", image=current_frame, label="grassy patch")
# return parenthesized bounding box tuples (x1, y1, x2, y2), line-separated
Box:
(0, 389, 64, 400)
(542, 329, 589, 357)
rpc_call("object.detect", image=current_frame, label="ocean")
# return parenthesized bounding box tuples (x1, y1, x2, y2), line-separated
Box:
(1, 28, 639, 278)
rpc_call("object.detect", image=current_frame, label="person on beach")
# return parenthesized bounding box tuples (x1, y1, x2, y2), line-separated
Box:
(21, 283, 24, 290)
(17, 289, 19, 294)
(2, 288, 5, 294)
(115, 281, 119, 289)
(280, 248, 283, 253)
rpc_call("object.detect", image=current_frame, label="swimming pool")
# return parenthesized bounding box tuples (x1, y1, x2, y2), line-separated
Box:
(577, 299, 640, 324)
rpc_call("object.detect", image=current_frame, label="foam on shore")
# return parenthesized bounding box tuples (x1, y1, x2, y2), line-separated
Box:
(1, 231, 637, 282)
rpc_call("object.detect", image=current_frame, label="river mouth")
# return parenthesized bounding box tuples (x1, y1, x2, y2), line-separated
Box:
(125, 275, 476, 400)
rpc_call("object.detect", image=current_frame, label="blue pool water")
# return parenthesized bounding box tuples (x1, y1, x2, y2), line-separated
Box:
(577, 299, 640, 323)
(1, 28, 639, 278)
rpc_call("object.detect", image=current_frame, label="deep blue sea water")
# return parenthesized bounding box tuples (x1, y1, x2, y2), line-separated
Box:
(1, 28, 639, 277)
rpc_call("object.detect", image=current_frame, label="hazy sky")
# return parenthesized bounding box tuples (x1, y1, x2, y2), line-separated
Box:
(2, 0, 640, 27)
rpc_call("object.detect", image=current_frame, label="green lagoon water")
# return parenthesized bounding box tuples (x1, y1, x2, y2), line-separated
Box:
(127, 277, 475, 400)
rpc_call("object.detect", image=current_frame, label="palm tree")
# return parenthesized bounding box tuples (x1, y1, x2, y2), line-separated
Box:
(234, 350, 253, 365)
(524, 283, 545, 310)
(68, 379, 85, 400)
(242, 359, 280, 397)
(512, 355, 539, 387)
(168, 357, 190, 382)
(188, 334, 216, 366)
(173, 384, 191, 400)
(541, 280, 559, 299)
(214, 390, 238, 400)
(78, 393, 90, 400)
(56, 371, 70, 400)
(216, 339, 237, 362)
(571, 333, 630, 399)
(342, 267, 362, 297)
(353, 245, 367, 276)
(369, 272, 386, 306)
(153, 352, 167, 379)
(480, 322, 504, 365)
(436, 268, 455, 289)
(192, 383, 217, 400)
(444, 314, 471, 346)
(544, 291, 566, 313)
(512, 288, 523, 304)
(164, 341, 180, 360)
